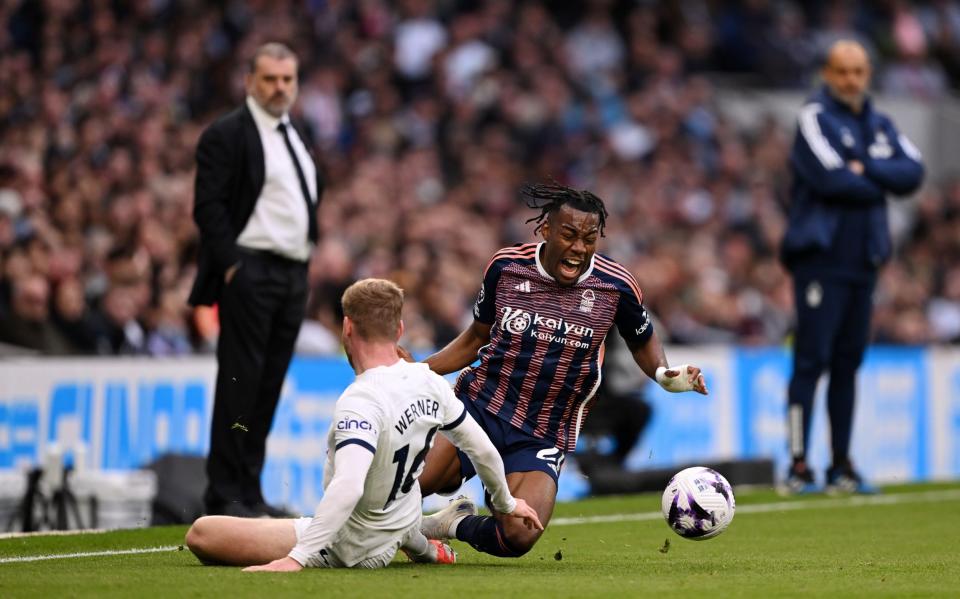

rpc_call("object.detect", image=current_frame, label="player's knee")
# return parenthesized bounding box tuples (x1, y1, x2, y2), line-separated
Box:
(434, 482, 463, 496)
(501, 519, 542, 556)
(420, 469, 462, 497)
(504, 530, 538, 556)
(185, 517, 216, 562)
(795, 352, 828, 377)
(831, 351, 864, 374)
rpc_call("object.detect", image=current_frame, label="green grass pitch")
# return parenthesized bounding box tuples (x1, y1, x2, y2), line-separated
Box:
(1, 483, 958, 598)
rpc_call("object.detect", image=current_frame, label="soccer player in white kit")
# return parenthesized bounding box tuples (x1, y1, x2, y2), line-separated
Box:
(185, 279, 542, 571)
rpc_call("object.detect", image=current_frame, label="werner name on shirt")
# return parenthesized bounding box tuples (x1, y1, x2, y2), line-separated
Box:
(394, 398, 441, 435)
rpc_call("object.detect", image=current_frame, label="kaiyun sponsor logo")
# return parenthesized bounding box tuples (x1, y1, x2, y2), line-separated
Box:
(499, 306, 593, 348)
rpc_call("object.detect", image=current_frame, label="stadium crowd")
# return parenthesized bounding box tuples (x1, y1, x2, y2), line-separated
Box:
(1, 0, 959, 356)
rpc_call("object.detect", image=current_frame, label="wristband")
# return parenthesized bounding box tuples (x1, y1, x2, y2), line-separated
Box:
(655, 365, 694, 393)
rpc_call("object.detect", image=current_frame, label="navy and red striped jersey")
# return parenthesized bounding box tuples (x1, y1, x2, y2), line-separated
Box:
(454, 242, 654, 453)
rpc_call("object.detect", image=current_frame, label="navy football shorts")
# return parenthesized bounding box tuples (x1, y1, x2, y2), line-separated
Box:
(454, 394, 566, 488)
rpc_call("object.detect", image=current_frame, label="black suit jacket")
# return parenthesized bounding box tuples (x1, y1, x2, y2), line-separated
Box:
(188, 103, 322, 306)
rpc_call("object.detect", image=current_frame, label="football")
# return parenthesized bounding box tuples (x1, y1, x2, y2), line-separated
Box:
(661, 466, 736, 540)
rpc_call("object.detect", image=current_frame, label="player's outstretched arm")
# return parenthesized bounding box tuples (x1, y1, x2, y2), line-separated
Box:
(244, 444, 374, 572)
(424, 321, 492, 375)
(629, 330, 708, 395)
(441, 413, 543, 531)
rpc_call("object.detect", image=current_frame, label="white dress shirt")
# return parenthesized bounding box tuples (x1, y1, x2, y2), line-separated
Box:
(236, 95, 318, 262)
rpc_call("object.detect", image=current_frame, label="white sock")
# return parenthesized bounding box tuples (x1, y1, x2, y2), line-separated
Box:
(448, 514, 469, 538)
(403, 531, 433, 562)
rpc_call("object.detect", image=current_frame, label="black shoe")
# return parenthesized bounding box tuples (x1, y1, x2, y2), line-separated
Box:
(826, 463, 879, 495)
(206, 501, 263, 518)
(248, 502, 297, 518)
(779, 461, 821, 496)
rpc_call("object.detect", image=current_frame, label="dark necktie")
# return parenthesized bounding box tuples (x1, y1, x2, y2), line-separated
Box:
(277, 122, 318, 243)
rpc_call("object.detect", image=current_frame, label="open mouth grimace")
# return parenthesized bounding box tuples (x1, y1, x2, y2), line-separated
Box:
(558, 257, 582, 280)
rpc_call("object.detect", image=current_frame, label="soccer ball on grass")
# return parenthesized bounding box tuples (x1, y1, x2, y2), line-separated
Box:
(661, 466, 735, 540)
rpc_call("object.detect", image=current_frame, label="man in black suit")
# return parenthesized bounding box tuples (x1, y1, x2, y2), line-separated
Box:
(189, 43, 321, 517)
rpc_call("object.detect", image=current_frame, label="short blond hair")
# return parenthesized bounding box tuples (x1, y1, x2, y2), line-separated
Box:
(341, 278, 404, 341)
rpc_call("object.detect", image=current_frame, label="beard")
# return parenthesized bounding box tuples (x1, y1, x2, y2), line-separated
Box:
(264, 95, 291, 117)
(830, 86, 866, 111)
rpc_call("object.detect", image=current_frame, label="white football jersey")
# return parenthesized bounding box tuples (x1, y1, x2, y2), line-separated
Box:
(323, 360, 467, 565)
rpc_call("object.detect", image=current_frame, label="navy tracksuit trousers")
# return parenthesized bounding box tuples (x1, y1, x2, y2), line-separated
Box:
(787, 270, 875, 467)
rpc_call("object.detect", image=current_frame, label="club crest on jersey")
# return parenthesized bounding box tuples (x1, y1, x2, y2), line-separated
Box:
(840, 127, 855, 148)
(578, 290, 595, 313)
(868, 131, 893, 159)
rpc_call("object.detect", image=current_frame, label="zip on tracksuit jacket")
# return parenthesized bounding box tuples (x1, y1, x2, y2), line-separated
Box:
(781, 86, 925, 278)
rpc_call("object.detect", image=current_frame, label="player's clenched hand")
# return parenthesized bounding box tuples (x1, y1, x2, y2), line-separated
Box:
(507, 498, 544, 531)
(397, 345, 415, 362)
(243, 556, 303, 572)
(655, 364, 708, 395)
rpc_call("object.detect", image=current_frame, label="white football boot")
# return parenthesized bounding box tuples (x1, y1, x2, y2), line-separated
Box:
(420, 495, 477, 540)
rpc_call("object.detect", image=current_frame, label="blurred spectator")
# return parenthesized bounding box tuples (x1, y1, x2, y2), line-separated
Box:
(759, 2, 818, 88)
(395, 0, 447, 86)
(89, 286, 148, 355)
(0, 273, 73, 354)
(822, 2, 877, 48)
(918, 0, 960, 86)
(51, 276, 97, 352)
(146, 289, 193, 356)
(881, 0, 949, 99)
(564, 0, 624, 84)
(0, 0, 957, 358)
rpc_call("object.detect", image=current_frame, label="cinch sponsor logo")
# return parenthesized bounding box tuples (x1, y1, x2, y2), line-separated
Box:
(499, 306, 593, 348)
(337, 418, 372, 431)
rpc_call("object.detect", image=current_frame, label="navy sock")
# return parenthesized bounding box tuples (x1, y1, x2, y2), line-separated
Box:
(455, 515, 526, 558)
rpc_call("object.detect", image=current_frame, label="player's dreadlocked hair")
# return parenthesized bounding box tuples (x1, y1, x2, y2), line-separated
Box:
(522, 181, 609, 236)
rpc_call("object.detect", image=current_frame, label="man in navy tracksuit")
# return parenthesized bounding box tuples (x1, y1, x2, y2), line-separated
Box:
(781, 41, 924, 494)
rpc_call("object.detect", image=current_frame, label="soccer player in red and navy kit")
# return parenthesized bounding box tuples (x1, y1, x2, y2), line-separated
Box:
(416, 182, 709, 558)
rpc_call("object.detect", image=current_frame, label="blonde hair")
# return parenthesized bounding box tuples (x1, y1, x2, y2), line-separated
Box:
(341, 278, 404, 341)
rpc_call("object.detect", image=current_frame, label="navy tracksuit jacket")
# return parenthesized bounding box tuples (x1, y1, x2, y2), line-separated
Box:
(782, 86, 925, 275)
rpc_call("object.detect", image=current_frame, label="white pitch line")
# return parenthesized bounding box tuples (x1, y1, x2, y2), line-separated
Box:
(0, 528, 110, 540)
(0, 545, 178, 564)
(3, 490, 960, 563)
(550, 488, 960, 526)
